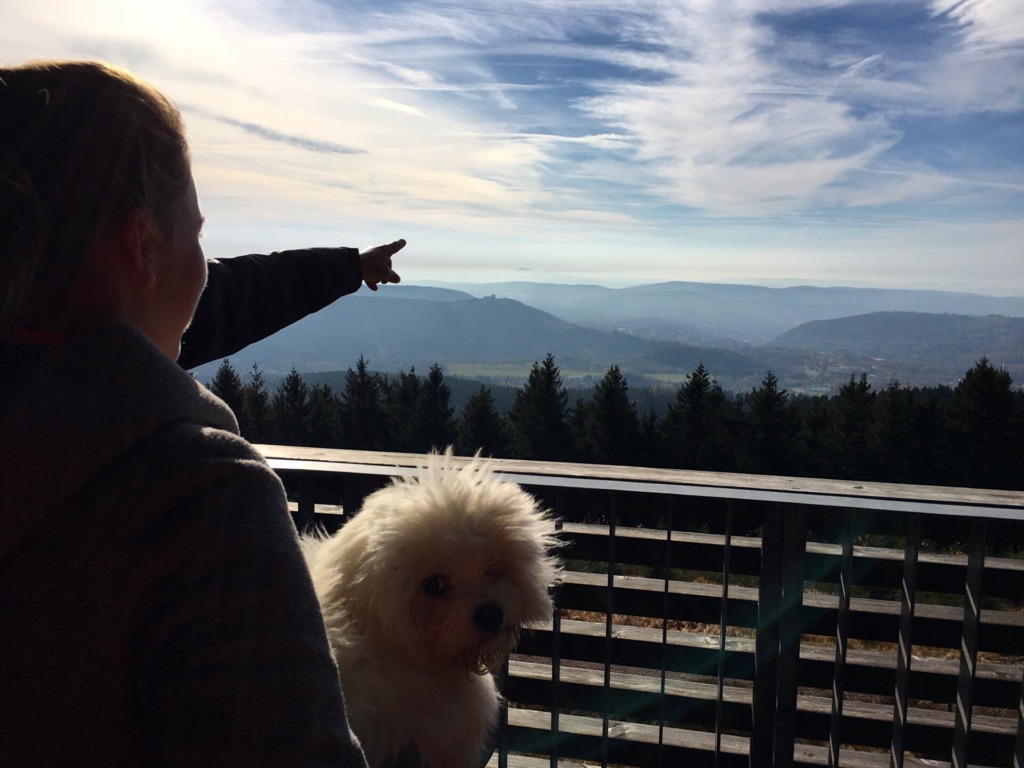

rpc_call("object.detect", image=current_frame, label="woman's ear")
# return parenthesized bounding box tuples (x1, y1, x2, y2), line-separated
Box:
(114, 210, 159, 288)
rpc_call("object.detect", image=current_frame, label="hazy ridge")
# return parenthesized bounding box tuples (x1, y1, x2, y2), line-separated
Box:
(190, 281, 1024, 392)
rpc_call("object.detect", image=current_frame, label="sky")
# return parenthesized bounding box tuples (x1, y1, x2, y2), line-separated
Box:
(3, 0, 1023, 294)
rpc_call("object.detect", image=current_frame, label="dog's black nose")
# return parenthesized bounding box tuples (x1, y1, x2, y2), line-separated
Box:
(474, 602, 504, 634)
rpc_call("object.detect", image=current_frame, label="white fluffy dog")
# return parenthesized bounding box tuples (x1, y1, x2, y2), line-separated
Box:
(301, 450, 561, 768)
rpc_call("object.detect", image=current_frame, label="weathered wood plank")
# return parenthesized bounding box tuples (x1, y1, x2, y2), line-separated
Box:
(557, 569, 1024, 656)
(516, 618, 1024, 710)
(258, 444, 1024, 517)
(560, 523, 1024, 601)
(503, 707, 955, 768)
(484, 755, 589, 768)
(505, 660, 1018, 764)
(508, 659, 1019, 736)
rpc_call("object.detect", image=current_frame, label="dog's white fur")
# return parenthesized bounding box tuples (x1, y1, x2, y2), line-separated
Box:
(301, 450, 560, 768)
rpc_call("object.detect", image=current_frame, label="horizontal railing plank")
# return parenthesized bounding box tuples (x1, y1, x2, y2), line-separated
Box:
(517, 618, 1023, 710)
(506, 656, 1017, 764)
(503, 707, 959, 767)
(257, 444, 1024, 518)
(557, 569, 1024, 655)
(560, 523, 1024, 601)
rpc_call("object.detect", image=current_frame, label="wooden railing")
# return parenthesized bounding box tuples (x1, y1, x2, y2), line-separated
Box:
(257, 445, 1024, 768)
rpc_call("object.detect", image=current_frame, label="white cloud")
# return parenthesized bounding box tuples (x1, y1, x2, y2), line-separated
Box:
(370, 98, 430, 119)
(569, 5, 910, 215)
(931, 0, 1024, 50)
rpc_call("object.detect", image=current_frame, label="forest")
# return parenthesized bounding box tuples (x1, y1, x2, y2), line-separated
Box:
(207, 354, 1024, 492)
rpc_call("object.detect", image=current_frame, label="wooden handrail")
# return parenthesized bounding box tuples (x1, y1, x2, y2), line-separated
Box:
(256, 444, 1024, 518)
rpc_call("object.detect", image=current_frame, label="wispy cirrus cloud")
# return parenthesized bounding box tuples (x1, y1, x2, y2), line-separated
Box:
(186, 106, 365, 155)
(931, 0, 1024, 51)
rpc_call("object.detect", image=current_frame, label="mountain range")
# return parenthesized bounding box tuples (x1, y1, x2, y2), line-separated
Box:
(190, 281, 1024, 393)
(420, 281, 1024, 344)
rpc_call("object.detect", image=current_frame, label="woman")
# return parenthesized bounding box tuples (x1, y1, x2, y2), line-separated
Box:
(0, 60, 370, 765)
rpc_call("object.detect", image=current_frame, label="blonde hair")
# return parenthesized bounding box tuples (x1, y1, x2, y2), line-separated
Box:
(0, 60, 191, 331)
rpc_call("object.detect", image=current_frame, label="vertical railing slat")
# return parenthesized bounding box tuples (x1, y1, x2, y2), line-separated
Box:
(498, 655, 509, 768)
(952, 519, 987, 768)
(549, 488, 563, 768)
(828, 510, 855, 767)
(890, 513, 920, 768)
(295, 473, 316, 534)
(602, 491, 616, 768)
(752, 503, 784, 767)
(1014, 667, 1024, 768)
(658, 497, 675, 768)
(715, 500, 735, 768)
(773, 505, 807, 768)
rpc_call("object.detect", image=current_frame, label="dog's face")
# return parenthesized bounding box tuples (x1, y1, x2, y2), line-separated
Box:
(328, 455, 560, 675)
(401, 525, 552, 673)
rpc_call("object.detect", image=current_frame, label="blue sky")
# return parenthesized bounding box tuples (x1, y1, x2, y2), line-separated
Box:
(3, 0, 1022, 293)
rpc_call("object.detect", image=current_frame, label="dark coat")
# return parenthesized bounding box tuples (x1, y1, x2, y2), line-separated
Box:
(0, 324, 367, 766)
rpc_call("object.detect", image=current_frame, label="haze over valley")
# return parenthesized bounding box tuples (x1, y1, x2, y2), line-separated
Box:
(190, 280, 1024, 395)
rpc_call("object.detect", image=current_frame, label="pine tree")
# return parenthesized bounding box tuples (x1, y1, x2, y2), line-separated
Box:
(904, 386, 954, 486)
(509, 353, 570, 461)
(240, 362, 271, 442)
(307, 383, 341, 447)
(832, 373, 876, 479)
(417, 363, 457, 451)
(871, 380, 918, 483)
(661, 362, 733, 470)
(339, 356, 387, 450)
(637, 408, 662, 467)
(456, 385, 511, 457)
(208, 359, 245, 417)
(796, 395, 837, 478)
(579, 365, 640, 465)
(947, 357, 1021, 489)
(385, 368, 422, 452)
(567, 397, 588, 461)
(743, 369, 799, 475)
(271, 367, 310, 445)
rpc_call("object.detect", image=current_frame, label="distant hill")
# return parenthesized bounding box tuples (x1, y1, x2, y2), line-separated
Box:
(774, 312, 1024, 354)
(423, 280, 1024, 344)
(382, 285, 474, 302)
(188, 291, 664, 380)
(772, 312, 1024, 383)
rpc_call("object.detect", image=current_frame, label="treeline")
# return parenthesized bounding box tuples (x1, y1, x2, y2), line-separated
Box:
(208, 353, 1024, 491)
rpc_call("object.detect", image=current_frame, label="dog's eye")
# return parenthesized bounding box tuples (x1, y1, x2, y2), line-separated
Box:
(422, 574, 449, 597)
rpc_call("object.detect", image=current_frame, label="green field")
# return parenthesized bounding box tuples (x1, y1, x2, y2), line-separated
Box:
(444, 362, 690, 387)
